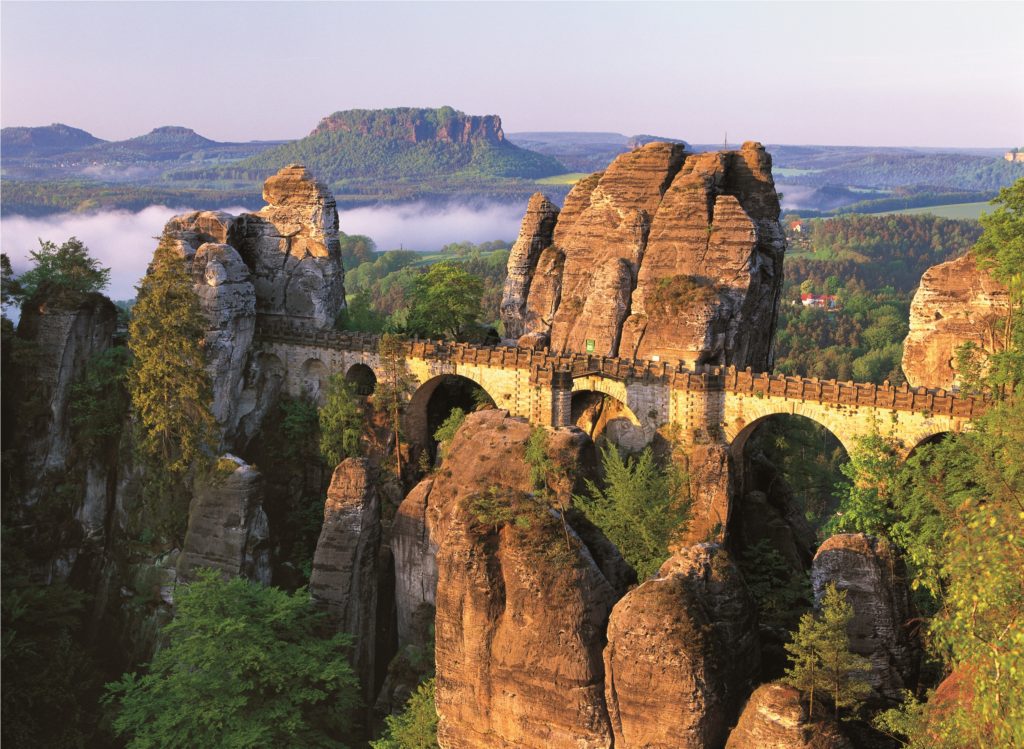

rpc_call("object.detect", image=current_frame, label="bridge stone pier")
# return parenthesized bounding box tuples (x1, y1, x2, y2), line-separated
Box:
(256, 317, 989, 456)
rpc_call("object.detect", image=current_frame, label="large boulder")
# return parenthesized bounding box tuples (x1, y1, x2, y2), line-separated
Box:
(309, 458, 381, 701)
(725, 682, 852, 749)
(811, 534, 920, 702)
(603, 544, 760, 749)
(501, 142, 786, 369)
(902, 252, 1011, 389)
(178, 455, 270, 584)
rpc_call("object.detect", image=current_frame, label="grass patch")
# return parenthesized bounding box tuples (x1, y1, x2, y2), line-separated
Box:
(871, 201, 991, 220)
(536, 172, 589, 185)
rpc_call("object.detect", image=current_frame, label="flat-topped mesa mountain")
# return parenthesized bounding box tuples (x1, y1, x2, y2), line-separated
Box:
(501, 141, 786, 370)
(234, 106, 565, 182)
(312, 107, 505, 144)
(902, 251, 1011, 390)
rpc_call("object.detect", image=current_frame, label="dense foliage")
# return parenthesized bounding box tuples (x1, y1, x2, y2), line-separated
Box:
(104, 571, 359, 748)
(406, 262, 485, 340)
(370, 679, 439, 749)
(13, 236, 110, 303)
(319, 374, 365, 466)
(831, 183, 1024, 746)
(127, 238, 216, 540)
(575, 444, 689, 580)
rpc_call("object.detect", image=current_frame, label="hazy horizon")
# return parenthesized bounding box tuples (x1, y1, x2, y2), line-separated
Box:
(2, 1, 1021, 149)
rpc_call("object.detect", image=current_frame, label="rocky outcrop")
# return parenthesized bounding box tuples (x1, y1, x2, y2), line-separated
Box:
(678, 443, 733, 546)
(725, 682, 852, 749)
(402, 409, 628, 749)
(189, 242, 256, 435)
(501, 142, 785, 369)
(811, 534, 919, 702)
(902, 252, 1011, 389)
(177, 455, 270, 584)
(155, 165, 346, 447)
(603, 544, 760, 749)
(309, 458, 381, 700)
(500, 193, 559, 340)
(392, 477, 438, 649)
(15, 291, 118, 476)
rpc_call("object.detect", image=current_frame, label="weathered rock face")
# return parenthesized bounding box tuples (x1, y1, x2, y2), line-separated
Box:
(239, 165, 346, 328)
(811, 534, 919, 702)
(177, 455, 270, 584)
(309, 458, 381, 700)
(391, 477, 438, 649)
(604, 544, 760, 749)
(189, 242, 256, 437)
(155, 165, 346, 447)
(160, 165, 345, 331)
(501, 142, 785, 369)
(902, 252, 1011, 389)
(15, 291, 118, 476)
(404, 409, 629, 749)
(678, 443, 733, 546)
(725, 682, 852, 749)
(500, 193, 559, 340)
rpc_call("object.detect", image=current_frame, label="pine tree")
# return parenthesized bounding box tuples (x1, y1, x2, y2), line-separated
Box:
(784, 582, 872, 720)
(376, 333, 416, 477)
(318, 373, 364, 466)
(127, 239, 216, 539)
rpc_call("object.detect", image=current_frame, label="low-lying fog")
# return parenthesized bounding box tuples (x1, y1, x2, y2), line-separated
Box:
(1, 201, 527, 304)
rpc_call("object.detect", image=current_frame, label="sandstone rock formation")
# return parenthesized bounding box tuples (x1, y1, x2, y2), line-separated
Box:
(177, 455, 270, 584)
(15, 291, 118, 476)
(395, 409, 630, 749)
(312, 107, 507, 144)
(501, 141, 786, 369)
(603, 544, 760, 749)
(156, 165, 346, 446)
(678, 443, 733, 546)
(309, 458, 381, 700)
(500, 193, 559, 340)
(391, 476, 438, 649)
(902, 252, 1011, 389)
(811, 534, 919, 702)
(725, 682, 852, 749)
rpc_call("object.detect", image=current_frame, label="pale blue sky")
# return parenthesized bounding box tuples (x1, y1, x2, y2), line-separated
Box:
(2, 1, 1021, 147)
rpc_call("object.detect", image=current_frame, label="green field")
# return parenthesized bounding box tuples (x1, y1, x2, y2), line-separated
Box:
(872, 201, 991, 220)
(536, 172, 588, 185)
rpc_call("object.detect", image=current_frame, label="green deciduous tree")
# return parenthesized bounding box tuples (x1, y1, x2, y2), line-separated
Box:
(69, 345, 130, 454)
(370, 679, 439, 749)
(15, 237, 110, 303)
(127, 239, 216, 539)
(433, 407, 466, 459)
(784, 582, 872, 720)
(318, 373, 365, 466)
(575, 444, 689, 580)
(406, 261, 484, 340)
(104, 570, 359, 749)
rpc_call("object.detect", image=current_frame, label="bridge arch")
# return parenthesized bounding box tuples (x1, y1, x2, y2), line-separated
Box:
(345, 363, 377, 396)
(725, 399, 859, 459)
(406, 373, 497, 456)
(299, 358, 329, 402)
(571, 389, 649, 452)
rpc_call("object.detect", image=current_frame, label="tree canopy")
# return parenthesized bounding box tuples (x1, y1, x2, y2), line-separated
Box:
(12, 237, 110, 304)
(104, 570, 359, 749)
(406, 261, 484, 340)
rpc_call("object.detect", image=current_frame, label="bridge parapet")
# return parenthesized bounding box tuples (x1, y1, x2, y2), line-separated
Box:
(254, 317, 991, 422)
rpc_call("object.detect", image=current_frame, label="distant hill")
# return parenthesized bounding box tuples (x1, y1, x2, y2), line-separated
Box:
(222, 107, 565, 183)
(1, 123, 106, 157)
(508, 131, 689, 172)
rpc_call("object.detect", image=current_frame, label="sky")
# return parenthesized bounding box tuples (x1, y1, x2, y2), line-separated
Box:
(2, 1, 1022, 148)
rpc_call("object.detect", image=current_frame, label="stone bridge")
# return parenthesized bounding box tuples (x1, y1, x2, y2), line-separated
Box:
(255, 318, 990, 460)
